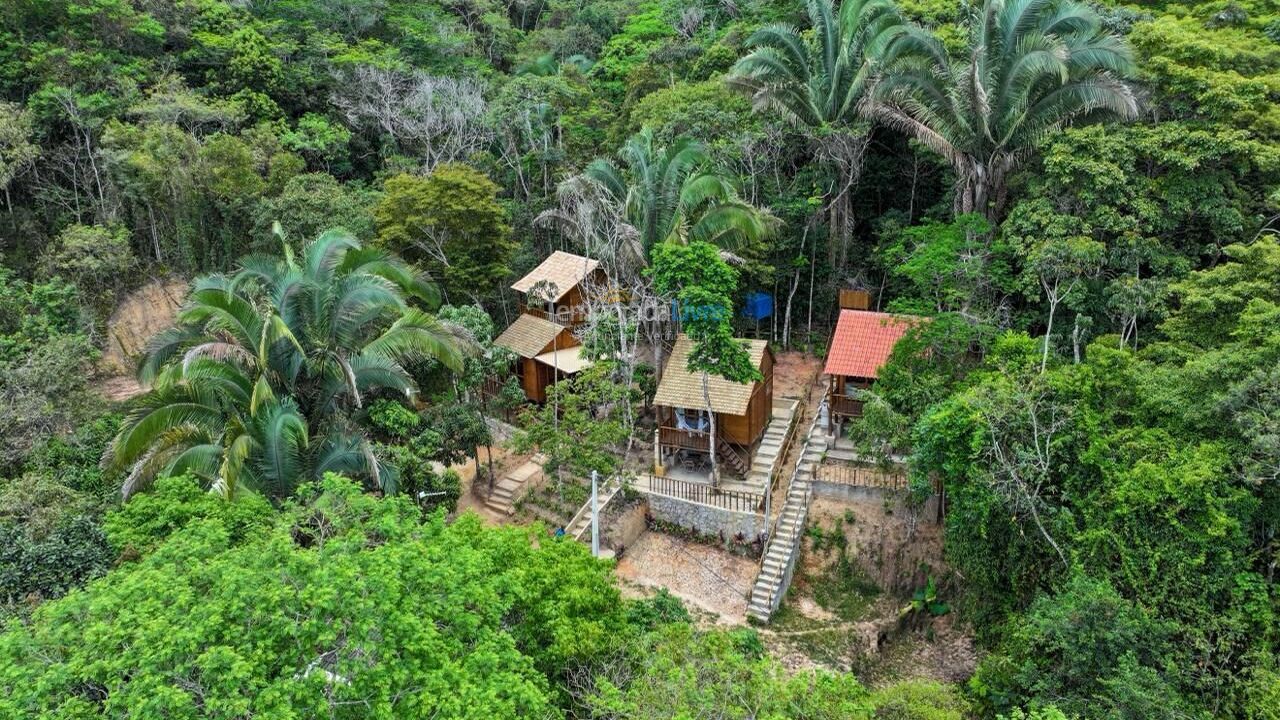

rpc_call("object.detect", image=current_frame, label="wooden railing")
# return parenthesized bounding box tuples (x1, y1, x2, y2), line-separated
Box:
(659, 426, 711, 452)
(814, 461, 910, 491)
(829, 392, 864, 419)
(641, 474, 763, 513)
(518, 304, 587, 327)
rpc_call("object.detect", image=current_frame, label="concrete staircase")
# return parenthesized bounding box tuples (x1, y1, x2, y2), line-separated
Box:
(724, 399, 800, 496)
(483, 455, 544, 516)
(564, 476, 624, 544)
(747, 404, 829, 623)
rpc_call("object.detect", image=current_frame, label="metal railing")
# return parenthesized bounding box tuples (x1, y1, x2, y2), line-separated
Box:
(758, 396, 827, 616)
(640, 474, 763, 514)
(814, 461, 908, 490)
(769, 399, 804, 490)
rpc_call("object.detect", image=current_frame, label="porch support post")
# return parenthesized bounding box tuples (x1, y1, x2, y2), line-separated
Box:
(653, 428, 662, 474)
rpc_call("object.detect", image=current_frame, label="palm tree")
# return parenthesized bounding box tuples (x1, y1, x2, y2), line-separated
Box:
(110, 229, 466, 499)
(729, 0, 905, 128)
(728, 0, 906, 270)
(872, 0, 1138, 221)
(553, 128, 776, 264)
(111, 359, 391, 500)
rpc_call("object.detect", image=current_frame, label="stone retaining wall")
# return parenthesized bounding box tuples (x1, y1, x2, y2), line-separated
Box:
(811, 481, 942, 522)
(644, 492, 768, 540)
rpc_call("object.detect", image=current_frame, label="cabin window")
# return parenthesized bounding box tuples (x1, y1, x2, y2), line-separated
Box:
(674, 407, 709, 432)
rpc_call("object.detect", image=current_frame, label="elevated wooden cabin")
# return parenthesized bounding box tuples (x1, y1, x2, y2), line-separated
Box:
(493, 313, 590, 403)
(510, 250, 605, 327)
(491, 251, 607, 403)
(652, 335, 774, 477)
(823, 309, 924, 432)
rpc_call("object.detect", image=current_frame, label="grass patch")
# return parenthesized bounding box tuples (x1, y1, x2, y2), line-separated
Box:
(812, 558, 881, 622)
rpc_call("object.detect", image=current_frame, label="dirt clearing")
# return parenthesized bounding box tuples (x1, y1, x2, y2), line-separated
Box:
(614, 531, 757, 625)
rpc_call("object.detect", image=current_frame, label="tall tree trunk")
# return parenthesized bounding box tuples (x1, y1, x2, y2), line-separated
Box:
(703, 372, 718, 488)
(1041, 294, 1058, 373)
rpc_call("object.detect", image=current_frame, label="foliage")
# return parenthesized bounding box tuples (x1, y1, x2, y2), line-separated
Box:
(970, 574, 1194, 719)
(251, 172, 377, 249)
(568, 128, 775, 261)
(729, 0, 905, 129)
(2, 0, 1279, 711)
(0, 474, 627, 718)
(102, 475, 274, 556)
(874, 0, 1139, 219)
(0, 330, 100, 468)
(109, 230, 465, 499)
(0, 514, 111, 620)
(868, 679, 970, 720)
(513, 361, 632, 479)
(374, 165, 515, 303)
(39, 223, 135, 316)
(587, 623, 874, 719)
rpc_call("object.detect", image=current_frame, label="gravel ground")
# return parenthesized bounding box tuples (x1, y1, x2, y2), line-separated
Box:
(614, 531, 758, 625)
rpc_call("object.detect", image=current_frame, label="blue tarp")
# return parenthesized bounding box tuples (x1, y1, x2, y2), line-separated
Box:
(742, 292, 774, 320)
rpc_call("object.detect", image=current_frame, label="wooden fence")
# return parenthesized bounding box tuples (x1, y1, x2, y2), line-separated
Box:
(640, 474, 763, 513)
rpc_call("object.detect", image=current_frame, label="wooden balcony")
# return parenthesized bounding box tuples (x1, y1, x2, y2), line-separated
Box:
(829, 392, 864, 419)
(518, 303, 588, 328)
(659, 426, 711, 452)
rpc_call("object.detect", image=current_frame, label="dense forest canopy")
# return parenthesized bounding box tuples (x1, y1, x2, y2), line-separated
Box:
(0, 0, 1277, 717)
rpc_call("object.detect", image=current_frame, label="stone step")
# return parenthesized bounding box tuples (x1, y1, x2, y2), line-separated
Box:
(752, 580, 777, 593)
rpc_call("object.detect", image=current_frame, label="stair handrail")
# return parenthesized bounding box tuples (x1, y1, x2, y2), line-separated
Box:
(709, 424, 750, 479)
(757, 396, 826, 614)
(565, 474, 619, 541)
(766, 395, 826, 545)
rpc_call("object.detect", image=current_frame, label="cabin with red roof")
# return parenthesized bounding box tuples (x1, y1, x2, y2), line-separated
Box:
(823, 309, 924, 433)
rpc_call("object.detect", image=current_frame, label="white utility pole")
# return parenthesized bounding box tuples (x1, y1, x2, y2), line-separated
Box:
(590, 470, 600, 557)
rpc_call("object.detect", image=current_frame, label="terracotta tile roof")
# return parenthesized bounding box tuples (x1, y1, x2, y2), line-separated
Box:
(823, 310, 925, 379)
(653, 335, 770, 416)
(510, 251, 600, 302)
(494, 313, 566, 358)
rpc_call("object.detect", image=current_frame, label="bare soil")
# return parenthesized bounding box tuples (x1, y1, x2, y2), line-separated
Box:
(94, 374, 145, 403)
(454, 444, 532, 523)
(761, 492, 977, 685)
(613, 531, 757, 625)
(772, 350, 824, 401)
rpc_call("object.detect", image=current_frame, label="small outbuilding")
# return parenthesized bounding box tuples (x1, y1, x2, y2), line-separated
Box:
(823, 309, 924, 432)
(509, 250, 604, 327)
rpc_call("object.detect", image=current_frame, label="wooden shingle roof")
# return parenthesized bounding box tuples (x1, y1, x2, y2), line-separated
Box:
(653, 335, 769, 416)
(510, 251, 600, 302)
(823, 310, 924, 379)
(494, 313, 567, 358)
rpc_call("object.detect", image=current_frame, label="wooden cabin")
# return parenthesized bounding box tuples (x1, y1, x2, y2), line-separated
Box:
(823, 309, 924, 432)
(652, 335, 774, 478)
(492, 251, 606, 403)
(509, 250, 605, 327)
(493, 313, 591, 403)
